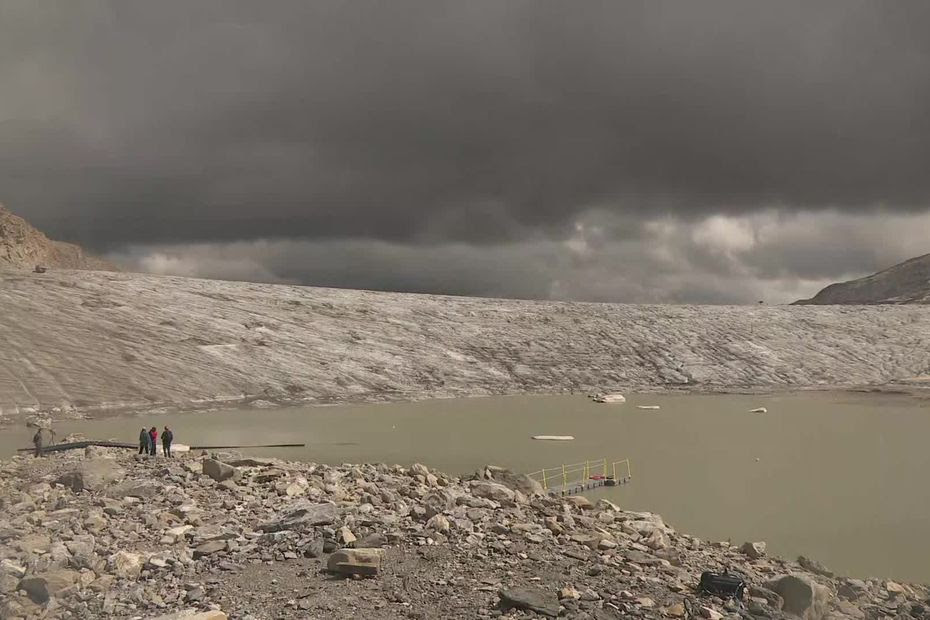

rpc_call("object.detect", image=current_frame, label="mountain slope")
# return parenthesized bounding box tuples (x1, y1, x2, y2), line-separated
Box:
(794, 254, 930, 305)
(1, 269, 929, 419)
(0, 204, 115, 271)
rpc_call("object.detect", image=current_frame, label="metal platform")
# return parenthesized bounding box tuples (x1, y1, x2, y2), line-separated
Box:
(527, 458, 632, 496)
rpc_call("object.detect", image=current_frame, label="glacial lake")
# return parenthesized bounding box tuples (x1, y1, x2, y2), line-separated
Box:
(2, 391, 929, 583)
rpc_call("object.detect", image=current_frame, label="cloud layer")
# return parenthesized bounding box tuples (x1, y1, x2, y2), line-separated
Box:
(109, 210, 930, 304)
(2, 1, 930, 302)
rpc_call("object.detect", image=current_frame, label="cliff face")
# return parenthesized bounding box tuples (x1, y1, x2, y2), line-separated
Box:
(0, 204, 115, 272)
(795, 254, 930, 305)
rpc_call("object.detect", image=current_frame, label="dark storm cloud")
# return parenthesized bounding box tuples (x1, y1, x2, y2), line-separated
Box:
(2, 0, 930, 251)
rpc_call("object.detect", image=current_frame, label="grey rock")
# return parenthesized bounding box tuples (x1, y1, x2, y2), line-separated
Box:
(109, 550, 142, 579)
(105, 481, 160, 499)
(799, 555, 834, 578)
(481, 466, 545, 496)
(765, 575, 832, 620)
(18, 575, 52, 604)
(740, 541, 767, 559)
(18, 570, 79, 604)
(54, 460, 125, 492)
(499, 587, 560, 618)
(194, 541, 227, 558)
(302, 538, 325, 558)
(202, 459, 238, 482)
(749, 586, 784, 611)
(469, 481, 515, 503)
(258, 501, 337, 532)
(357, 533, 387, 548)
(326, 548, 383, 576)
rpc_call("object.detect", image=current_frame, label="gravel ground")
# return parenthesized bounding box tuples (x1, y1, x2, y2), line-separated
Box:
(1, 446, 928, 619)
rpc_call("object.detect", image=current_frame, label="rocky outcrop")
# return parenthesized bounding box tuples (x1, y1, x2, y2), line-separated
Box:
(794, 253, 930, 305)
(1, 449, 926, 619)
(0, 204, 115, 272)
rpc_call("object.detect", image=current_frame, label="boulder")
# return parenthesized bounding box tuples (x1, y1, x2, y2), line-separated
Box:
(337, 526, 357, 546)
(190, 524, 235, 543)
(326, 548, 383, 577)
(17, 576, 52, 604)
(357, 533, 387, 548)
(0, 573, 19, 595)
(481, 466, 545, 496)
(0, 559, 26, 579)
(110, 550, 142, 579)
(193, 541, 226, 558)
(643, 528, 670, 550)
(798, 556, 834, 578)
(563, 495, 593, 510)
(54, 459, 125, 492)
(740, 541, 767, 559)
(700, 607, 724, 620)
(258, 501, 336, 532)
(202, 459, 238, 482)
(469, 481, 515, 503)
(105, 481, 160, 499)
(422, 490, 455, 518)
(885, 580, 907, 595)
(765, 575, 832, 620)
(837, 579, 868, 601)
(748, 586, 784, 610)
(16, 533, 52, 554)
(409, 463, 430, 478)
(595, 498, 621, 512)
(147, 611, 228, 620)
(425, 514, 450, 533)
(17, 570, 79, 604)
(499, 587, 560, 618)
(225, 458, 276, 467)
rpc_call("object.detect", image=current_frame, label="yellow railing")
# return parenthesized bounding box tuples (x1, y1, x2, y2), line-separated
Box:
(527, 457, 632, 492)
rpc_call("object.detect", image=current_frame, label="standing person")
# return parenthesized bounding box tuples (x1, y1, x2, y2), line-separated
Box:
(162, 426, 174, 458)
(149, 427, 158, 456)
(138, 428, 149, 455)
(33, 429, 45, 458)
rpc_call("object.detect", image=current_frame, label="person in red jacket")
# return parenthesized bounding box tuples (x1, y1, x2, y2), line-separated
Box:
(148, 427, 158, 456)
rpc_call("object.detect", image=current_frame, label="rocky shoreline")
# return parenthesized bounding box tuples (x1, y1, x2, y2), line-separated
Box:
(1, 446, 926, 620)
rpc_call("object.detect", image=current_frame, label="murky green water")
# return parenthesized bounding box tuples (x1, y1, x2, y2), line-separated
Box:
(2, 391, 929, 583)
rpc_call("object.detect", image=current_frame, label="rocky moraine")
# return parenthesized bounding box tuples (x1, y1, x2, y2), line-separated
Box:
(1, 442, 927, 620)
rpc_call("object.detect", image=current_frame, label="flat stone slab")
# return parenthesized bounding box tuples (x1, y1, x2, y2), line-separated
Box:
(326, 548, 383, 576)
(499, 587, 560, 618)
(258, 501, 337, 532)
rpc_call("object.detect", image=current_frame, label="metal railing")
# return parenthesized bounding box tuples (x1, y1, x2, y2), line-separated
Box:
(527, 457, 632, 493)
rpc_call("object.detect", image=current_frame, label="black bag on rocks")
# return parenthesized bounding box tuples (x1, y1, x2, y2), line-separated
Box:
(699, 571, 746, 598)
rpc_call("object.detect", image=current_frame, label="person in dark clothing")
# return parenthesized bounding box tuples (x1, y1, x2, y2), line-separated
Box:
(162, 426, 174, 458)
(139, 428, 149, 455)
(149, 427, 158, 456)
(33, 429, 45, 458)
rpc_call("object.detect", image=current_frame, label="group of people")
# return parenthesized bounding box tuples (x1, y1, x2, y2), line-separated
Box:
(139, 426, 174, 457)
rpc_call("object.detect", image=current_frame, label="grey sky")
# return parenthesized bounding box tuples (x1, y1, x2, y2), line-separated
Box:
(2, 1, 929, 302)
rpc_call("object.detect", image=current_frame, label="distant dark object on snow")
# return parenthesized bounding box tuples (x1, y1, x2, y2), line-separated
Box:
(794, 253, 930, 305)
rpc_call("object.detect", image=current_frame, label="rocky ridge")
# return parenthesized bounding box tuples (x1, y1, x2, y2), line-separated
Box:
(794, 254, 930, 305)
(0, 447, 926, 619)
(0, 205, 114, 273)
(2, 269, 930, 422)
